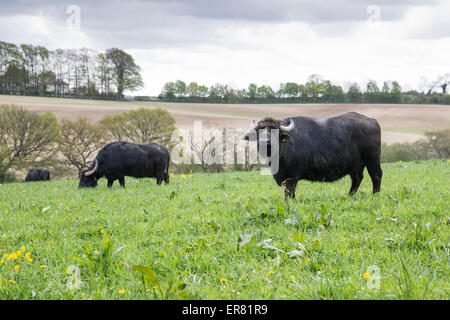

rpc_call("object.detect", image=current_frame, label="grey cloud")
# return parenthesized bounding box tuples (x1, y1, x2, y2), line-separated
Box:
(0, 0, 444, 49)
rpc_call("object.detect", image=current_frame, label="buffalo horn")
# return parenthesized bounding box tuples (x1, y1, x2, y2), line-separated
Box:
(84, 159, 98, 176)
(280, 119, 294, 132)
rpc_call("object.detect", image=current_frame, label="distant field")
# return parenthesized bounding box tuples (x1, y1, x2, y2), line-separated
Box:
(0, 160, 448, 299)
(1, 95, 449, 144)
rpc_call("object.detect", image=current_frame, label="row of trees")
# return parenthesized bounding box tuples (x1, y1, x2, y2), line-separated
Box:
(158, 76, 450, 104)
(0, 41, 143, 99)
(0, 105, 174, 182)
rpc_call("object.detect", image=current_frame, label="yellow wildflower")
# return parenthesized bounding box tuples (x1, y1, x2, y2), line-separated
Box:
(169, 173, 174, 178)
(7, 252, 18, 261)
(20, 246, 26, 251)
(118, 289, 126, 294)
(268, 270, 275, 276)
(290, 275, 296, 280)
(40, 265, 47, 268)
(14, 265, 20, 273)
(181, 173, 186, 179)
(8, 280, 15, 284)
(169, 242, 174, 247)
(220, 278, 227, 284)
(0, 259, 4, 265)
(26, 257, 33, 263)
(363, 273, 370, 279)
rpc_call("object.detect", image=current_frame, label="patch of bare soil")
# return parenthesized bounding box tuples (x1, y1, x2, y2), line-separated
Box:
(1, 95, 449, 144)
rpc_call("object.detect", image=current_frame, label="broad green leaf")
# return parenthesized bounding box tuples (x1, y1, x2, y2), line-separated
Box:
(238, 232, 255, 249)
(132, 265, 159, 287)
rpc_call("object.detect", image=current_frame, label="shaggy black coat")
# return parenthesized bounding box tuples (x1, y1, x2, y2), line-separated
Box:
(78, 141, 170, 188)
(257, 112, 383, 198)
(25, 168, 51, 182)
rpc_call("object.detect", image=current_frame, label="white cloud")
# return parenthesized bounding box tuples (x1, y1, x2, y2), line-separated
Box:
(130, 11, 450, 95)
(0, 14, 94, 49)
(1, 1, 449, 96)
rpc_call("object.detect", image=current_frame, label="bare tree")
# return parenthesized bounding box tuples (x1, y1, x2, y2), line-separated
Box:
(58, 118, 106, 175)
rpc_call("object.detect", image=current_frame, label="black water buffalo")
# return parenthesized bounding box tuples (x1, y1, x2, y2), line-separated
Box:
(78, 141, 170, 188)
(244, 112, 383, 199)
(25, 168, 51, 182)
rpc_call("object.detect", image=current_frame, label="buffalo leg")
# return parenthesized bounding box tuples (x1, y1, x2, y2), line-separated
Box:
(156, 177, 163, 185)
(366, 160, 383, 193)
(118, 177, 125, 188)
(164, 172, 170, 184)
(107, 179, 114, 188)
(282, 179, 298, 200)
(349, 169, 364, 195)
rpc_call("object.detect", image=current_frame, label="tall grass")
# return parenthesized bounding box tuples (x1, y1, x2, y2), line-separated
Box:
(0, 159, 448, 299)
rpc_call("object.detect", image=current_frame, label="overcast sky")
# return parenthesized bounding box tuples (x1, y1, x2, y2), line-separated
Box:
(1, 0, 449, 95)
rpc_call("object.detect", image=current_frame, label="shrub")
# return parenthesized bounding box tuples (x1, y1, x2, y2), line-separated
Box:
(381, 129, 449, 163)
(424, 129, 450, 158)
(100, 108, 176, 146)
(0, 104, 59, 176)
(381, 143, 417, 163)
(0, 171, 17, 183)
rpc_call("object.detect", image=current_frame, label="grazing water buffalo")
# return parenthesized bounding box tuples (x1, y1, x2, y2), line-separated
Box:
(25, 168, 51, 182)
(244, 112, 383, 199)
(78, 141, 170, 188)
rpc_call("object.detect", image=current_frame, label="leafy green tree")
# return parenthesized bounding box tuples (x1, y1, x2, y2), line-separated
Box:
(322, 80, 345, 103)
(175, 80, 187, 98)
(280, 82, 300, 100)
(365, 80, 380, 103)
(381, 81, 391, 103)
(198, 85, 209, 98)
(187, 82, 199, 99)
(391, 81, 403, 103)
(246, 83, 258, 101)
(347, 83, 363, 103)
(305, 80, 322, 102)
(160, 81, 176, 99)
(257, 85, 275, 101)
(105, 48, 143, 99)
(208, 84, 220, 101)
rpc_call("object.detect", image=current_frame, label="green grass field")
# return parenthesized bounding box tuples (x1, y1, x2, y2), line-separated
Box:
(0, 160, 448, 299)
